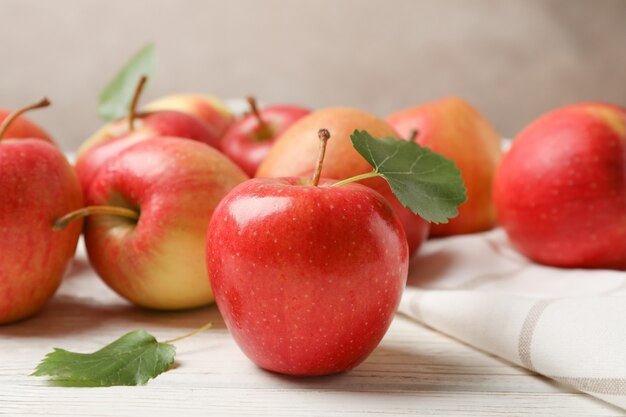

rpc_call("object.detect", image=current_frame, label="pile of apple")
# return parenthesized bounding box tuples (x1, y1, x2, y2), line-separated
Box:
(1, 60, 625, 378)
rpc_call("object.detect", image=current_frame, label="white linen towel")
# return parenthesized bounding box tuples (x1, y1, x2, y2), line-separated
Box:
(399, 229, 626, 409)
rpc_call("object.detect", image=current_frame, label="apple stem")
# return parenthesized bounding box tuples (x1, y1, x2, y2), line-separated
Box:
(128, 75, 148, 132)
(409, 129, 419, 142)
(330, 171, 379, 188)
(163, 322, 213, 344)
(0, 98, 51, 142)
(53, 206, 140, 231)
(246, 96, 272, 140)
(311, 128, 331, 186)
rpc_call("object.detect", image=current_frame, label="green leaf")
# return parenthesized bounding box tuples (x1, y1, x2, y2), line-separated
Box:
(98, 43, 156, 121)
(32, 330, 175, 387)
(350, 130, 467, 224)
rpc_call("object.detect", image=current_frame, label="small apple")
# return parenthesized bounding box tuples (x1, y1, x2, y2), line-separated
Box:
(207, 129, 409, 376)
(0, 99, 83, 324)
(76, 76, 222, 194)
(143, 93, 235, 145)
(386, 97, 502, 236)
(494, 102, 626, 269)
(57, 137, 248, 310)
(0, 107, 54, 144)
(220, 96, 310, 176)
(256, 107, 430, 257)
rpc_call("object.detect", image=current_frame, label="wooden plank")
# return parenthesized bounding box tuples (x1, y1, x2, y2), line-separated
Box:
(0, 249, 623, 416)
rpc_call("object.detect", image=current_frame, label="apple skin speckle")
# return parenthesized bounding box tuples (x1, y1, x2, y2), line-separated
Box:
(207, 177, 409, 376)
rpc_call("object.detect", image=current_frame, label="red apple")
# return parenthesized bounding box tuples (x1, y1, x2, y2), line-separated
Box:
(206, 174, 408, 376)
(0, 99, 83, 324)
(0, 108, 54, 144)
(494, 102, 626, 269)
(386, 97, 502, 236)
(256, 107, 430, 257)
(220, 97, 310, 176)
(71, 137, 248, 310)
(143, 93, 235, 143)
(76, 78, 222, 195)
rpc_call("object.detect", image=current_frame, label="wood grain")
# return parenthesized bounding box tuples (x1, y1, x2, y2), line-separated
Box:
(1, 245, 624, 416)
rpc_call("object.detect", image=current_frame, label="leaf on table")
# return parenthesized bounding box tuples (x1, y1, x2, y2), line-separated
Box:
(32, 329, 175, 387)
(350, 130, 467, 224)
(98, 42, 156, 121)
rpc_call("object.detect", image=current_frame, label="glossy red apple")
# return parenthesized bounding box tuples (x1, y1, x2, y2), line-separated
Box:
(494, 102, 626, 269)
(0, 99, 83, 324)
(256, 107, 430, 257)
(386, 97, 501, 236)
(76, 77, 221, 194)
(220, 97, 310, 176)
(143, 93, 235, 144)
(64, 137, 248, 310)
(207, 130, 409, 376)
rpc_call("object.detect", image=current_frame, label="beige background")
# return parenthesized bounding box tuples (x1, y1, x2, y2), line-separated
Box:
(2, 0, 625, 151)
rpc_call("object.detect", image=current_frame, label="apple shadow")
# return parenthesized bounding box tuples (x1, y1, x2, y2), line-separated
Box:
(0, 293, 226, 338)
(258, 321, 570, 397)
(407, 250, 456, 287)
(257, 343, 491, 394)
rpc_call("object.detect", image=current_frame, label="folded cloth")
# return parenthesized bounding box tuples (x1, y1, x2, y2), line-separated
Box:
(399, 228, 626, 410)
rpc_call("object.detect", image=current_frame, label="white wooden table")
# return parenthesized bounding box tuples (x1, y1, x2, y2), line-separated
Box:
(1, 245, 624, 417)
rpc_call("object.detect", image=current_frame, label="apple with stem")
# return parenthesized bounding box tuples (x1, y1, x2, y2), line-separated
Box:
(208, 128, 465, 376)
(220, 96, 310, 176)
(76, 76, 222, 194)
(494, 102, 626, 269)
(56, 137, 248, 310)
(386, 97, 502, 236)
(208, 129, 409, 375)
(0, 98, 83, 324)
(256, 107, 430, 257)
